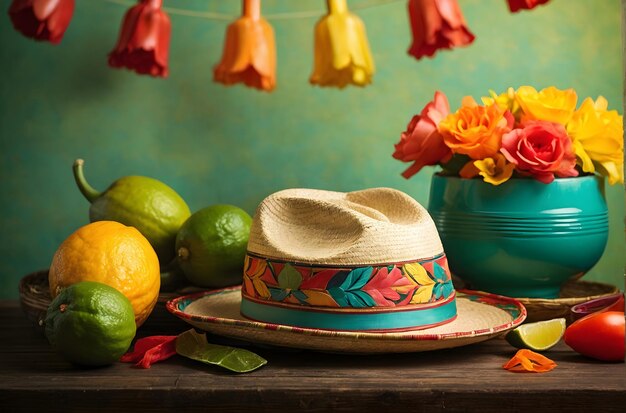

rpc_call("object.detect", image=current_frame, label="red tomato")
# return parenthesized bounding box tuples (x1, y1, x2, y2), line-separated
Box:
(564, 311, 625, 362)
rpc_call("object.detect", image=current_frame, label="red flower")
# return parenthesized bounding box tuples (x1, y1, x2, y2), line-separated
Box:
(108, 0, 171, 78)
(407, 0, 475, 60)
(392, 91, 453, 179)
(500, 120, 578, 184)
(507, 0, 550, 13)
(8, 0, 75, 44)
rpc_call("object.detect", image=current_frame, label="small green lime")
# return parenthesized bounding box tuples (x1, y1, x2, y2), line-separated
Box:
(505, 318, 566, 351)
(175, 205, 252, 288)
(45, 281, 137, 366)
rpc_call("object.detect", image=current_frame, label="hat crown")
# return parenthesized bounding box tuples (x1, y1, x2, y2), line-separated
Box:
(247, 187, 443, 265)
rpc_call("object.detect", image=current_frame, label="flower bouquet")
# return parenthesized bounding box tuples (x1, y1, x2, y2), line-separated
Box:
(392, 86, 623, 299)
(393, 86, 623, 186)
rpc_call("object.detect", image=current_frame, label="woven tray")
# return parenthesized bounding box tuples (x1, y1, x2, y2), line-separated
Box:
(516, 280, 621, 323)
(452, 276, 621, 323)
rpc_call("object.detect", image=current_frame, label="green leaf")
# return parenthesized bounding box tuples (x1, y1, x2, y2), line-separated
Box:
(439, 154, 471, 175)
(340, 267, 373, 291)
(176, 329, 267, 373)
(277, 264, 303, 289)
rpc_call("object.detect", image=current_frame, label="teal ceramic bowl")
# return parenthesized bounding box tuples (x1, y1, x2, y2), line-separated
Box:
(427, 174, 609, 299)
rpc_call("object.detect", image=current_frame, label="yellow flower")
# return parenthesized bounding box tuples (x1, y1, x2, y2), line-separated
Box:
(213, 0, 276, 92)
(310, 0, 375, 88)
(567, 97, 624, 184)
(482, 87, 520, 118)
(459, 154, 515, 185)
(515, 86, 577, 125)
(438, 99, 513, 159)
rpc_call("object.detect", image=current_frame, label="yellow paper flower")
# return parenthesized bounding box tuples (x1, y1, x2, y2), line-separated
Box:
(515, 86, 577, 125)
(310, 0, 375, 88)
(567, 97, 624, 184)
(438, 99, 513, 160)
(459, 154, 515, 185)
(213, 0, 276, 92)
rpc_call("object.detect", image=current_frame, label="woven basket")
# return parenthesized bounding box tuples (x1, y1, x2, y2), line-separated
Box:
(18, 270, 51, 328)
(18, 270, 203, 331)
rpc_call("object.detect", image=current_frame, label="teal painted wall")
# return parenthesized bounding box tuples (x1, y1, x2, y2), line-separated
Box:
(1, 0, 624, 298)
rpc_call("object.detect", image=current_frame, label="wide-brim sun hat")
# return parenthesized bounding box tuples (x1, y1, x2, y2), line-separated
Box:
(168, 188, 526, 353)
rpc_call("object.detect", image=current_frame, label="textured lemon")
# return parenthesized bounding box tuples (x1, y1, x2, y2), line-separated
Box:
(49, 221, 160, 326)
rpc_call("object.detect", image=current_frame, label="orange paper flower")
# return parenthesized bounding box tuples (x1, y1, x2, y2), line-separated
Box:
(214, 0, 276, 92)
(503, 349, 557, 373)
(407, 0, 475, 60)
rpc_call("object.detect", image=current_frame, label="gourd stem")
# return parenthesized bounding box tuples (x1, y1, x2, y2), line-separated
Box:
(73, 159, 101, 203)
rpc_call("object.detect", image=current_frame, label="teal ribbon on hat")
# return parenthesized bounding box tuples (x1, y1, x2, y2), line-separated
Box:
(241, 293, 458, 331)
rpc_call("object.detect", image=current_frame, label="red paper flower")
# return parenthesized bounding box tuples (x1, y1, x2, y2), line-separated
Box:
(407, 0, 475, 60)
(507, 0, 550, 13)
(108, 0, 171, 78)
(8, 0, 75, 44)
(500, 120, 578, 184)
(393, 91, 452, 178)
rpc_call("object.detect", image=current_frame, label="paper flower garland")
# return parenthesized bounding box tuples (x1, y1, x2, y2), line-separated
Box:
(108, 0, 171, 78)
(6, 0, 555, 89)
(214, 0, 276, 92)
(407, 0, 475, 60)
(310, 0, 375, 88)
(8, 0, 75, 44)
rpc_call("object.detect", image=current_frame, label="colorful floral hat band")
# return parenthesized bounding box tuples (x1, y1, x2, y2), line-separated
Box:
(241, 253, 457, 331)
(240, 293, 457, 332)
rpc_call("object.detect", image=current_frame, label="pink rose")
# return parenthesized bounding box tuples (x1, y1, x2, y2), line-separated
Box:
(393, 91, 453, 179)
(500, 120, 578, 184)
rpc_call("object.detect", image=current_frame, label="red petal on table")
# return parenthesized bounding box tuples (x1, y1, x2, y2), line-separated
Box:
(121, 335, 178, 368)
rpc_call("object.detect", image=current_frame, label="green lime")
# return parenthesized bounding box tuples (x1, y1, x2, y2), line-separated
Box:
(175, 205, 252, 288)
(73, 159, 191, 264)
(505, 318, 566, 351)
(45, 281, 137, 366)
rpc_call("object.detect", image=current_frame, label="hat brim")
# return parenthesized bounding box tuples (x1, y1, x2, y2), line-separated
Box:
(166, 286, 527, 354)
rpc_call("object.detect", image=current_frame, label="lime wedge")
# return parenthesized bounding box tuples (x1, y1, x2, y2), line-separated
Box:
(505, 318, 566, 351)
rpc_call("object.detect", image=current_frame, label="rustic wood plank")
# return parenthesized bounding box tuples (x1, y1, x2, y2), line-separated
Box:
(1, 300, 624, 412)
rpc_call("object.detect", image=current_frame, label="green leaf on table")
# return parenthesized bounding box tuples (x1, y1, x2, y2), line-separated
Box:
(175, 329, 267, 373)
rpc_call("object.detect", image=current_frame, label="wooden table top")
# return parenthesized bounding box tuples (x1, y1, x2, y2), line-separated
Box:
(1, 300, 624, 412)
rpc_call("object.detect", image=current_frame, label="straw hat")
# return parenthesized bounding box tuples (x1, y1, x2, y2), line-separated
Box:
(246, 187, 443, 266)
(167, 188, 527, 352)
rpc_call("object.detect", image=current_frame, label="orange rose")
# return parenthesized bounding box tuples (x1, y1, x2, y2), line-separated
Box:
(438, 99, 514, 159)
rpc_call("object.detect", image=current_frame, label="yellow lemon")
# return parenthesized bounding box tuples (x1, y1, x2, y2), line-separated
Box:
(49, 221, 160, 326)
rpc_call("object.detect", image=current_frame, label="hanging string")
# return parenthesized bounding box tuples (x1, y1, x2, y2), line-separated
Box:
(101, 0, 404, 20)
